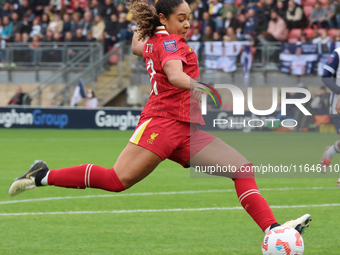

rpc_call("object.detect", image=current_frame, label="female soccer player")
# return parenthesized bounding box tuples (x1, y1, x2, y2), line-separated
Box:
(9, 0, 311, 236)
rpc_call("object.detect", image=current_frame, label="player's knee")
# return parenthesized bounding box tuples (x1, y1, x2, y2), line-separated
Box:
(116, 175, 136, 190)
(232, 163, 255, 180)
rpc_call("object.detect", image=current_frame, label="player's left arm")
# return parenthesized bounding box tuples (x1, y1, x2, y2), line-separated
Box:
(131, 30, 145, 57)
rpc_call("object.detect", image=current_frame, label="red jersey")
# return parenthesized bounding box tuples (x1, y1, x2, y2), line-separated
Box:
(141, 26, 205, 125)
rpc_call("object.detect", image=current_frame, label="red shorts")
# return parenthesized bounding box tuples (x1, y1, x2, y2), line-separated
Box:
(129, 116, 216, 167)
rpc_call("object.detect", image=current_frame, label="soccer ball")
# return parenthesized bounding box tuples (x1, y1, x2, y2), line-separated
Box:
(262, 226, 304, 255)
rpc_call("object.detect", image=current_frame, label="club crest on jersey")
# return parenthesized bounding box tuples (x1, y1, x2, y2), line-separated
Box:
(147, 133, 159, 144)
(163, 40, 178, 53)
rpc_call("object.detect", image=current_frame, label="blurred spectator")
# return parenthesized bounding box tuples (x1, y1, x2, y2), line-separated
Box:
(47, 14, 64, 33)
(8, 86, 30, 105)
(13, 32, 22, 43)
(48, 14, 63, 34)
(81, 11, 93, 36)
(40, 13, 50, 35)
(116, 13, 131, 41)
(187, 19, 202, 38)
(312, 29, 331, 43)
(213, 31, 223, 41)
(85, 29, 96, 42)
(85, 89, 98, 108)
(44, 6, 54, 21)
(311, 86, 330, 115)
(290, 45, 306, 75)
(42, 29, 55, 42)
(20, 14, 32, 34)
(30, 34, 40, 48)
(104, 13, 119, 53)
(201, 12, 216, 35)
(243, 9, 258, 40)
(309, 1, 328, 28)
(286, 0, 304, 29)
(70, 12, 83, 35)
(299, 32, 309, 43)
(64, 31, 73, 42)
(101, 0, 117, 21)
(92, 15, 105, 40)
(73, 27, 85, 42)
(324, 0, 336, 28)
(30, 18, 41, 37)
(260, 9, 288, 42)
(31, 0, 50, 16)
(202, 25, 214, 41)
(209, 0, 224, 30)
(54, 31, 63, 42)
(11, 12, 22, 38)
(17, 0, 31, 19)
(224, 26, 239, 41)
(22, 32, 30, 43)
(209, 0, 223, 18)
(72, 1, 85, 18)
(276, 0, 287, 20)
(263, 0, 275, 21)
(236, 14, 246, 37)
(1, 16, 13, 41)
(220, 0, 237, 18)
(189, 27, 202, 42)
(222, 11, 239, 32)
(90, 0, 102, 17)
(253, 14, 268, 42)
(192, 1, 204, 20)
(62, 13, 71, 35)
(1, 2, 13, 19)
(116, 3, 126, 17)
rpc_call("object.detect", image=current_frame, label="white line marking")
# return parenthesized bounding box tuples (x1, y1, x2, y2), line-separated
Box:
(1, 203, 340, 216)
(0, 187, 336, 205)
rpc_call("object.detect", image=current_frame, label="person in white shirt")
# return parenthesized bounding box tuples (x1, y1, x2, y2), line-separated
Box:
(85, 89, 99, 108)
(290, 45, 306, 75)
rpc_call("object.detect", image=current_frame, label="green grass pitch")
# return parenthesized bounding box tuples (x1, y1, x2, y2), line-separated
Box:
(0, 129, 340, 254)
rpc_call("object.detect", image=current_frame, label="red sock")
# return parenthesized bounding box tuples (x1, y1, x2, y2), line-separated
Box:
(48, 164, 125, 192)
(233, 163, 277, 232)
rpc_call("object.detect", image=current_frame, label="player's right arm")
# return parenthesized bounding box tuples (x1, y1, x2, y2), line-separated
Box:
(163, 59, 206, 101)
(322, 51, 340, 94)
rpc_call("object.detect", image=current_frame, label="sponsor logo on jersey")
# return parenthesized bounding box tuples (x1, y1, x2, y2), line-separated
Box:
(163, 40, 178, 53)
(147, 132, 159, 144)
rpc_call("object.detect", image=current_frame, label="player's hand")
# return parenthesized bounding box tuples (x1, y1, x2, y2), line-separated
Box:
(193, 87, 206, 102)
(336, 96, 340, 115)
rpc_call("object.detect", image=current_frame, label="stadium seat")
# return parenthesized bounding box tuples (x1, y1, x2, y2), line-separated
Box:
(328, 28, 336, 37)
(303, 6, 314, 19)
(289, 29, 302, 39)
(303, 28, 314, 38)
(288, 38, 299, 43)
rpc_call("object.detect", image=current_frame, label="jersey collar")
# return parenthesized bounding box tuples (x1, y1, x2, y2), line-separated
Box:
(156, 26, 169, 35)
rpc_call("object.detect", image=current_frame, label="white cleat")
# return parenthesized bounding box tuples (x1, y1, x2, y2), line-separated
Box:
(8, 160, 48, 196)
(283, 214, 312, 234)
(8, 178, 36, 196)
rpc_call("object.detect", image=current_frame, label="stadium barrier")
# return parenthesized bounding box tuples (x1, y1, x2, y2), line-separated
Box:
(0, 106, 287, 132)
